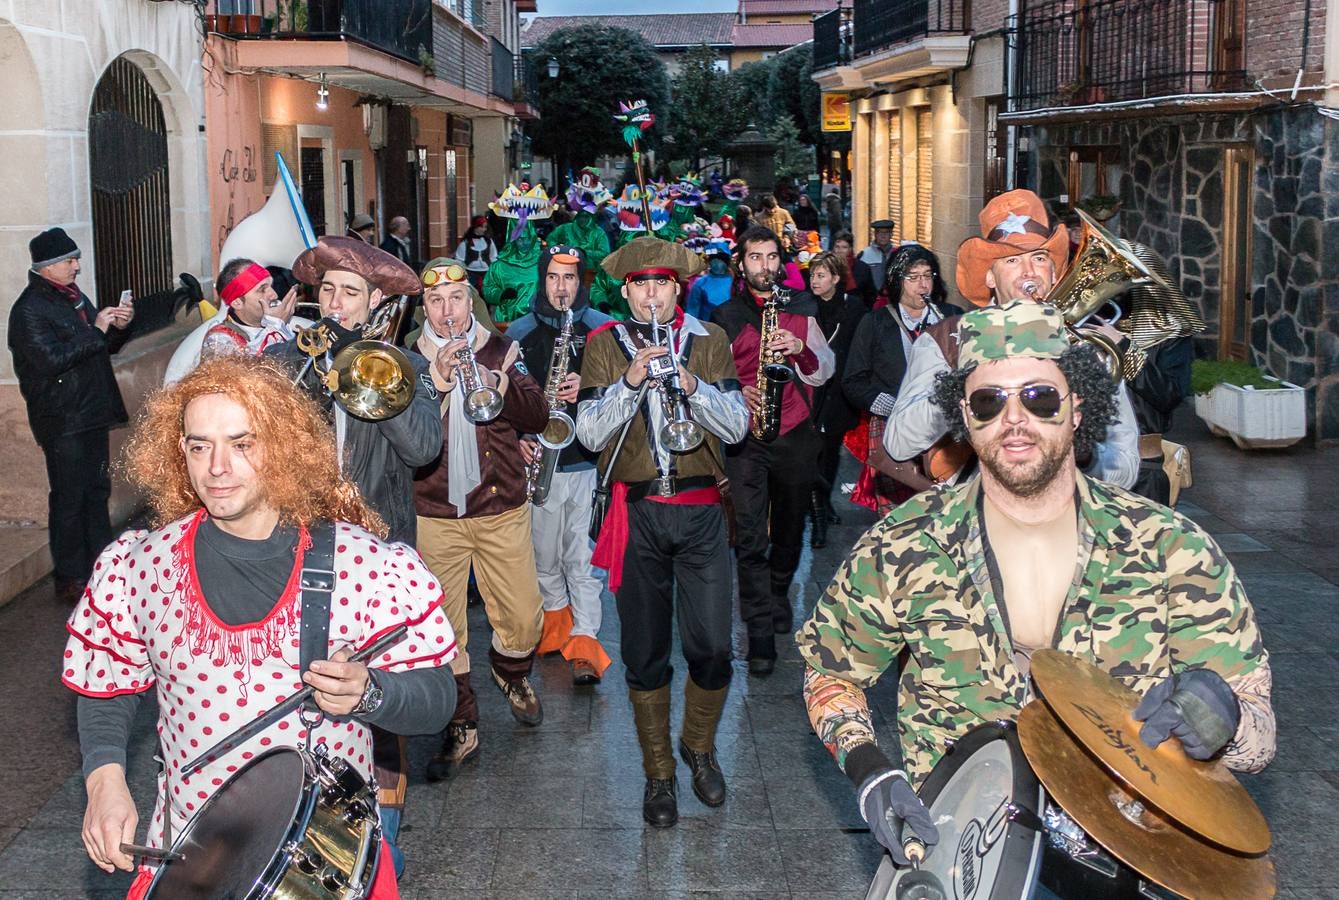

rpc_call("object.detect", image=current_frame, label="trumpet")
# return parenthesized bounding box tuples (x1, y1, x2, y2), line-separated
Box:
(751, 283, 795, 442)
(526, 306, 577, 505)
(648, 303, 704, 453)
(292, 295, 416, 422)
(445, 316, 504, 423)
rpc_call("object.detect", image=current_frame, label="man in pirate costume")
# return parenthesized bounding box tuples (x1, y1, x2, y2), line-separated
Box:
(576, 236, 750, 827)
(797, 304, 1274, 885)
(710, 225, 835, 676)
(265, 235, 443, 869)
(198, 258, 292, 360)
(409, 259, 551, 778)
(69, 357, 457, 899)
(883, 189, 1140, 490)
(508, 245, 615, 685)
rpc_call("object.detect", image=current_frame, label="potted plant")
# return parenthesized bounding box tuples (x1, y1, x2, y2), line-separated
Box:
(1192, 359, 1306, 449)
(1079, 194, 1121, 222)
(418, 45, 436, 77)
(262, 13, 276, 34)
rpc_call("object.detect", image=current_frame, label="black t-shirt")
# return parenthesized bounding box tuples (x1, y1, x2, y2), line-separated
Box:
(193, 517, 301, 626)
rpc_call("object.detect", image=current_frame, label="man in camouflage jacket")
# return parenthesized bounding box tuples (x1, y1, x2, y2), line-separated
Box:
(797, 302, 1275, 866)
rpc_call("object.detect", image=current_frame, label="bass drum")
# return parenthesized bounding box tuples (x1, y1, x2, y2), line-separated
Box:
(866, 721, 1046, 900)
(144, 746, 381, 899)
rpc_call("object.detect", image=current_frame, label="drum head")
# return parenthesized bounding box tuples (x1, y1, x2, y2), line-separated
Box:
(149, 748, 309, 899)
(868, 723, 1045, 900)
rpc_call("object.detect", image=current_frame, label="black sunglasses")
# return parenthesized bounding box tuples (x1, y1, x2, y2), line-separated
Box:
(966, 384, 1069, 423)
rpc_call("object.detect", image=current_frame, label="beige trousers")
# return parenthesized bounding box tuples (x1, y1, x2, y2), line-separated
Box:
(416, 505, 544, 674)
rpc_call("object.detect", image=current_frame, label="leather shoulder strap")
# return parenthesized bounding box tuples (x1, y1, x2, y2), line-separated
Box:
(299, 520, 337, 677)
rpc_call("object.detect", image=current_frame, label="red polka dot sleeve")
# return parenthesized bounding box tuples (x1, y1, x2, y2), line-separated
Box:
(61, 530, 154, 698)
(344, 530, 457, 674)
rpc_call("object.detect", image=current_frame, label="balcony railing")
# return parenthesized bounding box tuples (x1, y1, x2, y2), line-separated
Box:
(853, 0, 969, 59)
(490, 37, 514, 102)
(1015, 0, 1246, 110)
(515, 52, 540, 109)
(812, 8, 850, 71)
(208, 0, 434, 66)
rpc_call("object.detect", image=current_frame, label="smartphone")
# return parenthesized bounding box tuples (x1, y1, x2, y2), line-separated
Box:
(118, 289, 133, 307)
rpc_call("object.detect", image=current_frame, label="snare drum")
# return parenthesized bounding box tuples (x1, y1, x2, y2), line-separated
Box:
(144, 746, 381, 899)
(864, 722, 1175, 900)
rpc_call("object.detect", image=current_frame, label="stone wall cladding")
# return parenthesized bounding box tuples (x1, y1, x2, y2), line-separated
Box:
(1032, 106, 1339, 441)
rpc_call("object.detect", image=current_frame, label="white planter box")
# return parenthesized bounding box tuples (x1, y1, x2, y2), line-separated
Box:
(1195, 379, 1306, 449)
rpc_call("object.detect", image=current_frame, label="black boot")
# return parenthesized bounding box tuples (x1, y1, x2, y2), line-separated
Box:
(821, 490, 842, 525)
(809, 490, 828, 549)
(630, 686, 678, 827)
(679, 680, 728, 807)
(748, 632, 776, 676)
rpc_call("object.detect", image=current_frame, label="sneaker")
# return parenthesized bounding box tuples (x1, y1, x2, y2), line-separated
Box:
(425, 722, 478, 781)
(571, 659, 601, 686)
(491, 669, 544, 726)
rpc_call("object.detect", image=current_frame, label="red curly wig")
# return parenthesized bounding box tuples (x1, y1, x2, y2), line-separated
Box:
(124, 355, 387, 537)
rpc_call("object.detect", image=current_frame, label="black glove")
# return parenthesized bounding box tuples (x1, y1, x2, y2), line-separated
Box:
(858, 770, 939, 865)
(1133, 668, 1241, 760)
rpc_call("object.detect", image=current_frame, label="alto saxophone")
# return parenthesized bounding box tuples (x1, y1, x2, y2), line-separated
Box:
(526, 307, 577, 505)
(751, 284, 795, 442)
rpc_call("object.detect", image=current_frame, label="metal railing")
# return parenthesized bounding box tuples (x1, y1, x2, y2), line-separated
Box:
(853, 0, 970, 58)
(515, 52, 540, 108)
(1015, 0, 1246, 110)
(490, 37, 514, 101)
(208, 0, 434, 66)
(812, 8, 849, 71)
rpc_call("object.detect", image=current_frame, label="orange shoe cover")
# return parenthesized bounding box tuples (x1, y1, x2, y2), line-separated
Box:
(561, 633, 612, 677)
(537, 605, 574, 655)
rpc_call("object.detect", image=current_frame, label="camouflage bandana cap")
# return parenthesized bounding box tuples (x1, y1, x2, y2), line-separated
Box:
(958, 301, 1069, 369)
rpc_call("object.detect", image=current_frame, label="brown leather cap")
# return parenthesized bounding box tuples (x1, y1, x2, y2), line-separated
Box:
(293, 236, 422, 295)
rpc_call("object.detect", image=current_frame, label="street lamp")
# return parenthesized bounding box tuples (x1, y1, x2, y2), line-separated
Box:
(546, 56, 559, 79)
(315, 72, 329, 112)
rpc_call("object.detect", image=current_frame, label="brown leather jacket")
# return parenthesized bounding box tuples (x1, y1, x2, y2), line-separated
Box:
(412, 330, 549, 519)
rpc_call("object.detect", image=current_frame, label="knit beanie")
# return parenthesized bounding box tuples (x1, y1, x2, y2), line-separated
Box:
(30, 227, 80, 271)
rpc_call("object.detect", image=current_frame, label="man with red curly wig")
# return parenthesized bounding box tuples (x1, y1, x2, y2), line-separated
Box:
(65, 356, 457, 899)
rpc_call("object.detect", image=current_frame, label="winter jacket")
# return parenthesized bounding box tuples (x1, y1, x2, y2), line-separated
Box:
(8, 272, 128, 445)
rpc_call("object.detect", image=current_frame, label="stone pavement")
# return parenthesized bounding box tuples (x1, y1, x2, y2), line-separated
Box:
(0, 409, 1335, 898)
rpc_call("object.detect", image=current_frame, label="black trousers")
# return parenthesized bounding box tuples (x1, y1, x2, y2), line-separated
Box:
(617, 500, 733, 692)
(726, 426, 822, 654)
(816, 423, 847, 501)
(43, 429, 113, 583)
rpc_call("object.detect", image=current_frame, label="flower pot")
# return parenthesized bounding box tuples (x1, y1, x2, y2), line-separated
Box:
(204, 13, 221, 32)
(244, 15, 263, 34)
(1198, 380, 1306, 449)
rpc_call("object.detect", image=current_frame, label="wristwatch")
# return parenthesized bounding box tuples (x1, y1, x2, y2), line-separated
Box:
(351, 671, 384, 717)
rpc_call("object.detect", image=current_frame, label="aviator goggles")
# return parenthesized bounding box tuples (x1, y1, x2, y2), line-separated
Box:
(966, 383, 1069, 423)
(422, 263, 468, 287)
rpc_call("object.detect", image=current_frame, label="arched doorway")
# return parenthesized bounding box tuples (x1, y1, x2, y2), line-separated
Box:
(88, 56, 173, 314)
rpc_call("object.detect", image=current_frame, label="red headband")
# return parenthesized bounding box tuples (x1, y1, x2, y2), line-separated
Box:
(220, 263, 270, 305)
(625, 267, 681, 283)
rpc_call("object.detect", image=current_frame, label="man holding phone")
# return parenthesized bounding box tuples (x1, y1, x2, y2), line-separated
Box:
(8, 227, 134, 603)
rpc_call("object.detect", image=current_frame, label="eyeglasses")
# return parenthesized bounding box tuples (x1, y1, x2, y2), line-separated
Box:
(422, 264, 467, 286)
(966, 384, 1069, 423)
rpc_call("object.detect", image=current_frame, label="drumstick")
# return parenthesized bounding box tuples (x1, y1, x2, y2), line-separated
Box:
(180, 625, 409, 777)
(119, 843, 183, 862)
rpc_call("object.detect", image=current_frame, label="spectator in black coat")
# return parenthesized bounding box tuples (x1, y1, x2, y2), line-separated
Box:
(8, 228, 133, 602)
(843, 245, 961, 510)
(806, 251, 866, 548)
(380, 215, 416, 271)
(792, 194, 821, 233)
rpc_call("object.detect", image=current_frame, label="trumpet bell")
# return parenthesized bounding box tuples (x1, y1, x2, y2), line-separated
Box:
(1050, 209, 1167, 325)
(661, 419, 704, 453)
(539, 410, 576, 450)
(330, 340, 416, 421)
(464, 386, 504, 423)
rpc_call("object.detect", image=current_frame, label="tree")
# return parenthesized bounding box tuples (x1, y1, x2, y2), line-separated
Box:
(667, 46, 747, 171)
(529, 25, 671, 178)
(767, 47, 820, 146)
(769, 115, 811, 181)
(727, 60, 775, 129)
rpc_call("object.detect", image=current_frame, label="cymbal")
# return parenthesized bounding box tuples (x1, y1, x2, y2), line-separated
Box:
(1019, 701, 1275, 900)
(1028, 649, 1270, 854)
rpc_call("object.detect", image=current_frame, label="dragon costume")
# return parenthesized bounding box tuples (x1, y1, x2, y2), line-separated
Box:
(483, 183, 554, 322)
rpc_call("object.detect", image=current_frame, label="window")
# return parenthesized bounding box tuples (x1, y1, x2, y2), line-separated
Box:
(884, 111, 902, 241)
(984, 97, 1007, 201)
(915, 107, 933, 245)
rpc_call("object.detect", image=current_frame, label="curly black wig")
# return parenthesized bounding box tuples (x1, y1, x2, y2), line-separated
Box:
(930, 342, 1119, 461)
(885, 244, 948, 305)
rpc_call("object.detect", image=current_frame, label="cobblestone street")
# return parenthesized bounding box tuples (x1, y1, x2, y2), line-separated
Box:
(0, 409, 1334, 898)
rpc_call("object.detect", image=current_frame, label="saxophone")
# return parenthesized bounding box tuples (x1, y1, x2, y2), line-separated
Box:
(526, 307, 576, 505)
(751, 284, 795, 442)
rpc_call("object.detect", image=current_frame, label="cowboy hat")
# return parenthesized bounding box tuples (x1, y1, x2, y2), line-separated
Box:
(955, 189, 1070, 307)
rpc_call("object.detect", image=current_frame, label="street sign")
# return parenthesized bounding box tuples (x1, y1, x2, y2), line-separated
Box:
(821, 93, 851, 132)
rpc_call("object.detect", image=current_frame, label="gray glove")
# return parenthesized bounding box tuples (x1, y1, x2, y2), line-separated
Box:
(1133, 668, 1241, 760)
(858, 770, 939, 864)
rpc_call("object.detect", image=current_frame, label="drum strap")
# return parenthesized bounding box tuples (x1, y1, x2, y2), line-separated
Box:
(298, 520, 337, 713)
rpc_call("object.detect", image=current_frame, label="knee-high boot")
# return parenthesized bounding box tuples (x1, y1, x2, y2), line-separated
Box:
(809, 489, 829, 549)
(629, 685, 677, 827)
(678, 679, 728, 807)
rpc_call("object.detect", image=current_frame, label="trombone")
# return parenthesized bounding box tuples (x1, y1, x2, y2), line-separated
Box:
(647, 303, 704, 453)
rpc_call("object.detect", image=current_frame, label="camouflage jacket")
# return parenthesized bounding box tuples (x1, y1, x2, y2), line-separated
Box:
(797, 472, 1275, 785)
